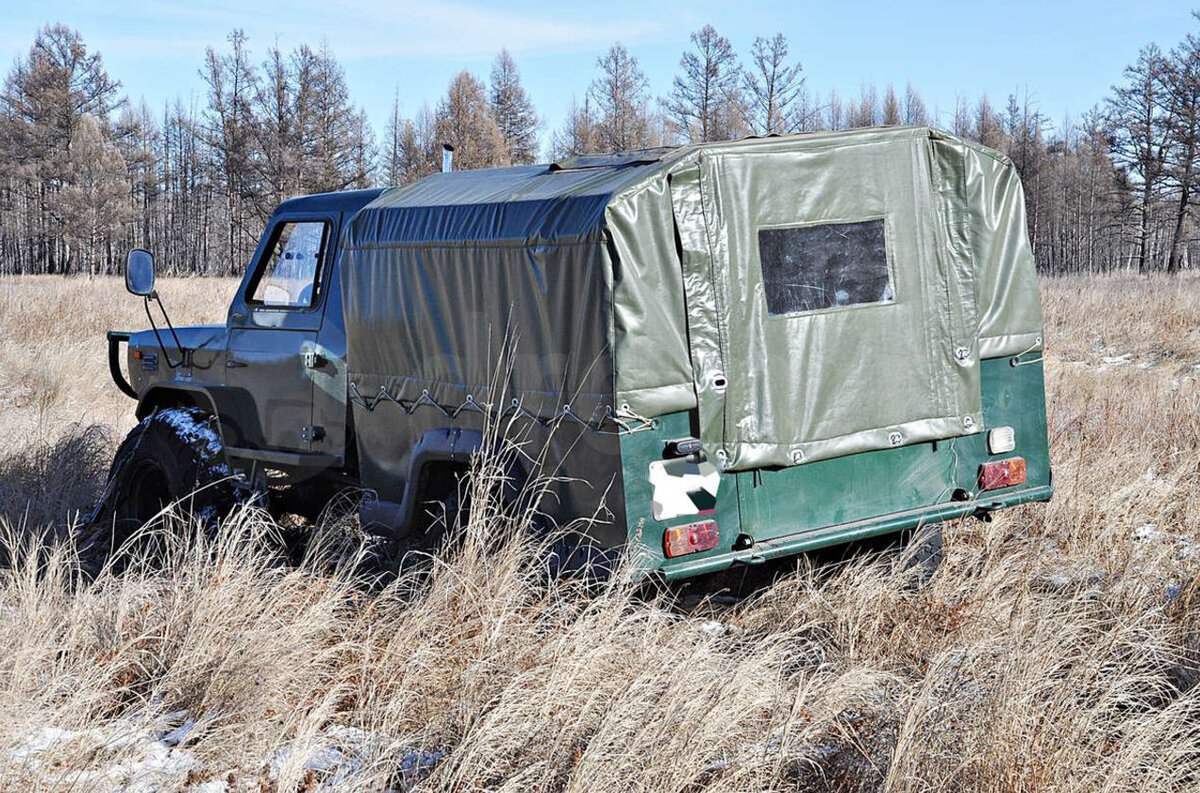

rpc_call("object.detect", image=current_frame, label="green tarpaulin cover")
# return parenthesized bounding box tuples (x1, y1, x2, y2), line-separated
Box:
(342, 127, 1042, 473)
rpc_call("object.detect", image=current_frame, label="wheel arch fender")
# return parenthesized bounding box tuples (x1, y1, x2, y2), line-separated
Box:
(135, 383, 264, 451)
(361, 426, 532, 534)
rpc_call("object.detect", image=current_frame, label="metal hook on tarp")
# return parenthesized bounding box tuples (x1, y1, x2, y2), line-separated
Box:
(450, 394, 486, 419)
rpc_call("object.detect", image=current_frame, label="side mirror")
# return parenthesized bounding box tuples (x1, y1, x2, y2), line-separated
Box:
(126, 248, 156, 297)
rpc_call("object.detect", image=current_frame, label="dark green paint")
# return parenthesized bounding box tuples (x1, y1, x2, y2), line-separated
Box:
(620, 356, 1051, 578)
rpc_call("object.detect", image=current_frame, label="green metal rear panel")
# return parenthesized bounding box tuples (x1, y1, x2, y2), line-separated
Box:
(619, 355, 1050, 579)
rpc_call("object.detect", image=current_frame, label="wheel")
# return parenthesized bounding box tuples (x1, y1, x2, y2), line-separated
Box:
(82, 407, 241, 569)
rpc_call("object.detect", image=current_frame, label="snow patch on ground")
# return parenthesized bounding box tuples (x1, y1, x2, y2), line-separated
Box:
(1068, 343, 1200, 375)
(268, 726, 443, 792)
(1131, 521, 1200, 561)
(4, 718, 200, 792)
(1134, 523, 1159, 543)
(1125, 520, 1200, 602)
(4, 714, 445, 792)
(698, 619, 730, 638)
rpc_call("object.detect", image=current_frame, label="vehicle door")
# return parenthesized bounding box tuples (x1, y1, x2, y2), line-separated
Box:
(225, 214, 336, 453)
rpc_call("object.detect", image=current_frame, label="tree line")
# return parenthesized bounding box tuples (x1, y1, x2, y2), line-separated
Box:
(1, 21, 1197, 276)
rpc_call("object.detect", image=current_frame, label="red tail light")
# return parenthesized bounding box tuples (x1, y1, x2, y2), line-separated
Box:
(663, 520, 720, 558)
(978, 457, 1026, 491)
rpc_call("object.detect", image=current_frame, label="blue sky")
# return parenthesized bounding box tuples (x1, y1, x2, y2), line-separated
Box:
(2, 0, 1196, 151)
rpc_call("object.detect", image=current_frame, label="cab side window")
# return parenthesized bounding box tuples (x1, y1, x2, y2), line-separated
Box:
(249, 221, 329, 308)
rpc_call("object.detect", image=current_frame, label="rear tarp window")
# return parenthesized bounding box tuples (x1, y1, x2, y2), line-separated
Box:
(758, 219, 893, 315)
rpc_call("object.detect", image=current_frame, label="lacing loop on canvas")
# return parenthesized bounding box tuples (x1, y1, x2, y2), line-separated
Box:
(348, 382, 654, 435)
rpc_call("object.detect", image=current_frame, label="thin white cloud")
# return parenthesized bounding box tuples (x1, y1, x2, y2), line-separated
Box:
(112, 0, 667, 60)
(323, 0, 665, 57)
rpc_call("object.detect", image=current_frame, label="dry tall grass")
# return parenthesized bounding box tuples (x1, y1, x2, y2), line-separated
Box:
(0, 273, 1199, 791)
(0, 276, 235, 527)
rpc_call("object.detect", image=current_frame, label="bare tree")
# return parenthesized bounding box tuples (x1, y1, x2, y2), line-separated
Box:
(111, 101, 158, 250)
(404, 104, 440, 181)
(49, 114, 130, 273)
(0, 23, 123, 273)
(347, 107, 376, 189)
(666, 26, 743, 142)
(1165, 29, 1200, 273)
(952, 95, 973, 138)
(790, 83, 822, 132)
(589, 44, 653, 152)
(381, 89, 404, 186)
(1108, 44, 1175, 273)
(847, 84, 879, 128)
(382, 98, 438, 184)
(435, 71, 508, 170)
(882, 84, 902, 126)
(489, 49, 539, 164)
(973, 95, 1005, 149)
(826, 88, 845, 130)
(0, 23, 123, 161)
(551, 94, 599, 158)
(295, 43, 372, 193)
(1, 20, 1194, 279)
(903, 82, 928, 126)
(201, 29, 258, 272)
(742, 33, 803, 135)
(1004, 91, 1044, 176)
(253, 42, 300, 208)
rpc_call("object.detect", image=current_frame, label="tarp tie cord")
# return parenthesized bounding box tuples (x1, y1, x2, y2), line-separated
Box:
(1009, 336, 1045, 367)
(347, 382, 655, 435)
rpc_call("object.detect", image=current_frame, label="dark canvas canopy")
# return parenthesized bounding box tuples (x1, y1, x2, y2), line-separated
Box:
(342, 127, 1042, 473)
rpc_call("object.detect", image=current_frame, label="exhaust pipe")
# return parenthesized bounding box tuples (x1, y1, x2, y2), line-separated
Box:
(442, 143, 455, 173)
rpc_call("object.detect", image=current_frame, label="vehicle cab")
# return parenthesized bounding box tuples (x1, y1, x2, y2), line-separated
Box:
(112, 189, 386, 481)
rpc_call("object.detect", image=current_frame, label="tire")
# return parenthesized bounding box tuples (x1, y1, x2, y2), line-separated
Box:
(82, 407, 241, 569)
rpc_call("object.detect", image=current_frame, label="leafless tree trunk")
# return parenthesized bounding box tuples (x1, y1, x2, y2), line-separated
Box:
(1108, 44, 1175, 274)
(489, 49, 539, 164)
(590, 45, 654, 152)
(1165, 29, 1200, 274)
(742, 33, 802, 135)
(666, 25, 743, 143)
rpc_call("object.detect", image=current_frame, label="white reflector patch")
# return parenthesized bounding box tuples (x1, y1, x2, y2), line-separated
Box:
(988, 426, 1016, 455)
(648, 459, 720, 521)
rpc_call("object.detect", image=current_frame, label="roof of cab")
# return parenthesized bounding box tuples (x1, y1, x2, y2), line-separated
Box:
(274, 188, 388, 216)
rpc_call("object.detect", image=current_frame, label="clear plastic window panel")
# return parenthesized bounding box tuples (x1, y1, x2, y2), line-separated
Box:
(251, 221, 327, 307)
(757, 219, 892, 315)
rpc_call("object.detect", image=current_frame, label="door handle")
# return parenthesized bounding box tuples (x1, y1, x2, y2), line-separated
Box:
(226, 358, 248, 369)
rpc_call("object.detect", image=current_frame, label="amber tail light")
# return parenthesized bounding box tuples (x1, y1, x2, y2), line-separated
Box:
(978, 457, 1026, 491)
(663, 520, 720, 558)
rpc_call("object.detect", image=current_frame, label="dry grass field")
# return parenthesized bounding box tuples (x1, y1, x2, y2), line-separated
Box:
(1, 273, 1200, 791)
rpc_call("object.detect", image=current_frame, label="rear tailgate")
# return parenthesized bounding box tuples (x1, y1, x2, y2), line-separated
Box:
(736, 357, 1051, 541)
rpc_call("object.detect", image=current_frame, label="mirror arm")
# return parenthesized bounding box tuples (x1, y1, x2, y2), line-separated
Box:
(143, 293, 186, 369)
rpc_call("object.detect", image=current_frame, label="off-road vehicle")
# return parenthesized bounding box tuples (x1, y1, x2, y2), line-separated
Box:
(99, 126, 1052, 579)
